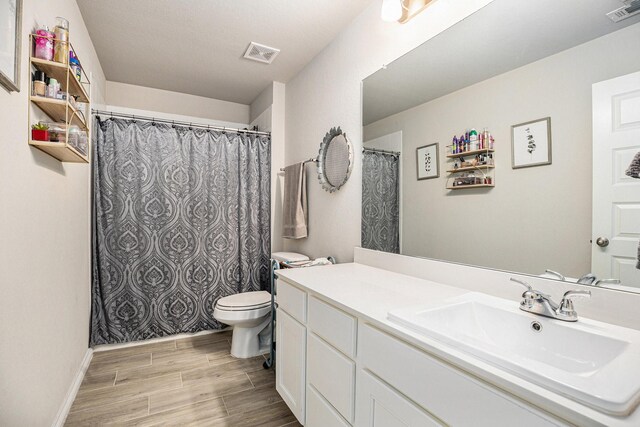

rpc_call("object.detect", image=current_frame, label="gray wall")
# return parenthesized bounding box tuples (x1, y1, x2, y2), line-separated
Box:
(0, 0, 106, 424)
(364, 23, 640, 278)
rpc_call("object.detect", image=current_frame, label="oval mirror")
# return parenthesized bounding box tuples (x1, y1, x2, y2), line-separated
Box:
(317, 127, 354, 193)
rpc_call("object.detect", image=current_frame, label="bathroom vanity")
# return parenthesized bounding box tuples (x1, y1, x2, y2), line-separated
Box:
(275, 249, 640, 427)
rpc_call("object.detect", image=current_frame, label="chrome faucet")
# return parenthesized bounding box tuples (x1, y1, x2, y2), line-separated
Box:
(576, 273, 621, 287)
(576, 273, 597, 285)
(593, 278, 621, 286)
(510, 278, 591, 322)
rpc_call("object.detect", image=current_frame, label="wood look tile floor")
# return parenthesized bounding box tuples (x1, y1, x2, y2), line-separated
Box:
(65, 331, 301, 426)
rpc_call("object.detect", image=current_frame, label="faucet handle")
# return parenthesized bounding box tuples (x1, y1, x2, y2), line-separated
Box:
(545, 269, 566, 281)
(557, 290, 591, 320)
(510, 278, 540, 308)
(510, 277, 532, 291)
(562, 289, 592, 300)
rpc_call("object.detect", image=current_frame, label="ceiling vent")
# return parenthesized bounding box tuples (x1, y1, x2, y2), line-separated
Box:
(243, 42, 280, 64)
(607, 0, 640, 22)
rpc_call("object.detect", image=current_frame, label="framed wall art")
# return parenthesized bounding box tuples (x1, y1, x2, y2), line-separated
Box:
(416, 143, 439, 180)
(0, 0, 22, 92)
(511, 117, 552, 169)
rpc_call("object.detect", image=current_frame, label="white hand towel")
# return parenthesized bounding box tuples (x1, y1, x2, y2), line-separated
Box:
(282, 162, 308, 239)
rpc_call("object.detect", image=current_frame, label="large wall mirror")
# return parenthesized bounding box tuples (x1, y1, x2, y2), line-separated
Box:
(362, 0, 640, 293)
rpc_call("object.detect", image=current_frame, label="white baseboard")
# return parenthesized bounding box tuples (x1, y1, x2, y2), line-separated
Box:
(52, 348, 93, 427)
(92, 327, 232, 353)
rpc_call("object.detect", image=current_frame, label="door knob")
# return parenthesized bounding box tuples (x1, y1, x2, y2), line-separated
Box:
(596, 237, 610, 247)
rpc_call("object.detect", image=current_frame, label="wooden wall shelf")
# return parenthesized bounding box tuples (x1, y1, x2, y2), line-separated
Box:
(28, 140, 88, 163)
(445, 135, 496, 191)
(446, 183, 495, 190)
(446, 165, 495, 174)
(30, 57, 90, 102)
(446, 148, 494, 158)
(28, 34, 91, 164)
(31, 97, 88, 130)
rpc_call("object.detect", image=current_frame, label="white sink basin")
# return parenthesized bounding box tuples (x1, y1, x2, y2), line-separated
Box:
(388, 292, 640, 415)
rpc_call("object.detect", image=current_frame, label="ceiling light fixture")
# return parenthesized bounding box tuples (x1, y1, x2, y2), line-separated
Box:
(381, 0, 434, 23)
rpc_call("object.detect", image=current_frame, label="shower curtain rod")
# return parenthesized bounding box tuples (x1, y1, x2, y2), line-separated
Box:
(92, 109, 271, 136)
(363, 147, 400, 156)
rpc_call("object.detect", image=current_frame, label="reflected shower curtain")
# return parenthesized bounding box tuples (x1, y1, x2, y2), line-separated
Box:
(362, 149, 400, 254)
(90, 118, 270, 345)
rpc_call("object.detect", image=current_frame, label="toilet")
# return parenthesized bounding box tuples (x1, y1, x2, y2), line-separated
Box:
(213, 252, 310, 359)
(213, 290, 272, 358)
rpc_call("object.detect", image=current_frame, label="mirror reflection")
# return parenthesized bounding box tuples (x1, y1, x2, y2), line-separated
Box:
(362, 0, 640, 293)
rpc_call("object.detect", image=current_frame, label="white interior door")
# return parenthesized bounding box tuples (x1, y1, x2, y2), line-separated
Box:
(592, 71, 640, 289)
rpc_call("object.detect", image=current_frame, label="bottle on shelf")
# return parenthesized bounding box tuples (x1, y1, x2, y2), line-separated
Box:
(46, 78, 60, 98)
(54, 17, 69, 64)
(32, 71, 46, 97)
(34, 27, 54, 61)
(469, 128, 478, 150)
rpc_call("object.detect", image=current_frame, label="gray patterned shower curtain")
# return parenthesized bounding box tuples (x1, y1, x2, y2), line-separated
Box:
(90, 117, 270, 346)
(362, 149, 400, 254)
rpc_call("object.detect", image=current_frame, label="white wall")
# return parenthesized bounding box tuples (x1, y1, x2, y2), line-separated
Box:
(0, 0, 106, 425)
(106, 81, 250, 125)
(250, 82, 286, 253)
(363, 23, 640, 278)
(250, 84, 274, 124)
(283, 0, 493, 262)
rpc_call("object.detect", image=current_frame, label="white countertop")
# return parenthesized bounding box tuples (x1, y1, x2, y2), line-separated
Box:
(276, 262, 640, 427)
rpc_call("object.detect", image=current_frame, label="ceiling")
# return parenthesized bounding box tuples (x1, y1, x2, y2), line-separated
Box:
(363, 0, 640, 125)
(76, 0, 372, 105)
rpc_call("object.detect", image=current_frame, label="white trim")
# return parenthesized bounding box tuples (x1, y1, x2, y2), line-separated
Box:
(92, 328, 232, 353)
(52, 348, 93, 427)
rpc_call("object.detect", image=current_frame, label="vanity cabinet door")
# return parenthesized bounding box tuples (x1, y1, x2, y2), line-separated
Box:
(307, 384, 351, 427)
(307, 332, 356, 423)
(356, 369, 443, 427)
(276, 308, 306, 424)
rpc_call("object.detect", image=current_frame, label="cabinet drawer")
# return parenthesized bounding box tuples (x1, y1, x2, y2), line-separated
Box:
(308, 296, 357, 357)
(359, 324, 563, 427)
(356, 369, 443, 427)
(307, 385, 351, 427)
(308, 332, 356, 423)
(277, 279, 307, 323)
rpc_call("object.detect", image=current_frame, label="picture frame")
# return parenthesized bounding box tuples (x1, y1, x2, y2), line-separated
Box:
(416, 143, 439, 180)
(511, 117, 552, 169)
(0, 0, 22, 92)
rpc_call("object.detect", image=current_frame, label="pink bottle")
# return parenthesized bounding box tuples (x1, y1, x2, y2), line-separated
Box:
(35, 27, 54, 61)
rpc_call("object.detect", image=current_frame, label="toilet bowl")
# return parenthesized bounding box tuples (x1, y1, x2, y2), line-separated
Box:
(213, 290, 272, 358)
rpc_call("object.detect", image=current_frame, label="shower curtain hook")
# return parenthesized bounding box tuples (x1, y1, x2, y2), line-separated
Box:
(172, 120, 175, 129)
(189, 122, 193, 130)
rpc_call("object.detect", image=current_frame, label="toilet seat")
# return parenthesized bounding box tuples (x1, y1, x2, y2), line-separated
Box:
(216, 291, 271, 312)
